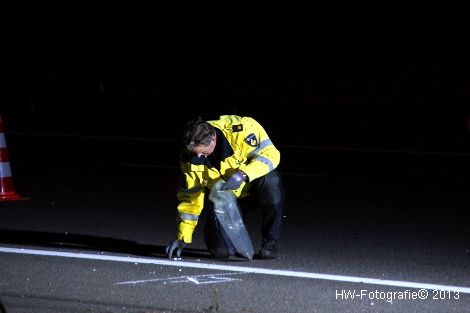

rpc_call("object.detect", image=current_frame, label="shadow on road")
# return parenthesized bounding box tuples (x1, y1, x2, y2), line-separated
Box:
(0, 298, 6, 313)
(0, 229, 210, 260)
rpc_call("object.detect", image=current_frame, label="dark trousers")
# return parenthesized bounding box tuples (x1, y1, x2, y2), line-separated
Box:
(204, 170, 285, 258)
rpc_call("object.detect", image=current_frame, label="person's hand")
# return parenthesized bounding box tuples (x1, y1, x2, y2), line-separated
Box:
(222, 171, 247, 190)
(166, 239, 186, 259)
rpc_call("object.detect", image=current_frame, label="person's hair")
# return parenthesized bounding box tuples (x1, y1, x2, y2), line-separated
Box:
(183, 118, 216, 150)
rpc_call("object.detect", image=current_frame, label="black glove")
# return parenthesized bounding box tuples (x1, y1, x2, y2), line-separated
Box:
(222, 171, 247, 190)
(166, 239, 186, 259)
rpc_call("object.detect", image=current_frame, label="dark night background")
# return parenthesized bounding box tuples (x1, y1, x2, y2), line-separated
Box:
(2, 4, 470, 312)
(1, 2, 470, 165)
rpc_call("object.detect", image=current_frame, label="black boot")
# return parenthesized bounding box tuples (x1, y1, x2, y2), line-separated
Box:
(258, 239, 278, 259)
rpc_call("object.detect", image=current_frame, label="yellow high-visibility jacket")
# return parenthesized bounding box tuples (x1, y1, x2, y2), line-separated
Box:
(176, 115, 281, 243)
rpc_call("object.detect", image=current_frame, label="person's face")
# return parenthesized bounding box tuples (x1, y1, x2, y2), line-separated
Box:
(191, 135, 216, 157)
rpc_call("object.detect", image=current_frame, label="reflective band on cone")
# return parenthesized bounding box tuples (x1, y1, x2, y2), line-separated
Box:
(0, 115, 28, 201)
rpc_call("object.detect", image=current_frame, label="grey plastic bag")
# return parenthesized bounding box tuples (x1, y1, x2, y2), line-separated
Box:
(208, 180, 254, 260)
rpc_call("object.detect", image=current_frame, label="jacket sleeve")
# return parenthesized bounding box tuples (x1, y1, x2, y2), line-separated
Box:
(176, 170, 205, 244)
(239, 118, 280, 181)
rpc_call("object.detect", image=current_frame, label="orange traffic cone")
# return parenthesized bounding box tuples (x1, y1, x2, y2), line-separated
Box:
(0, 115, 28, 201)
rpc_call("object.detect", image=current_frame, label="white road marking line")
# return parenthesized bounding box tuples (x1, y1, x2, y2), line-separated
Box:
(1, 246, 470, 293)
(11, 131, 470, 156)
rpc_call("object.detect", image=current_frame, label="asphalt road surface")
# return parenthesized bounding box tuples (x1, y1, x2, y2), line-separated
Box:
(1, 134, 470, 312)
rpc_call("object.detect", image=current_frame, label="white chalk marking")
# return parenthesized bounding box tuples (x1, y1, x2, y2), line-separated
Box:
(1, 246, 470, 293)
(116, 272, 244, 285)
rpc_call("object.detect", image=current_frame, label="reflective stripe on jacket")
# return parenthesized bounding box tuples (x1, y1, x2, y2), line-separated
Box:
(176, 115, 280, 243)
